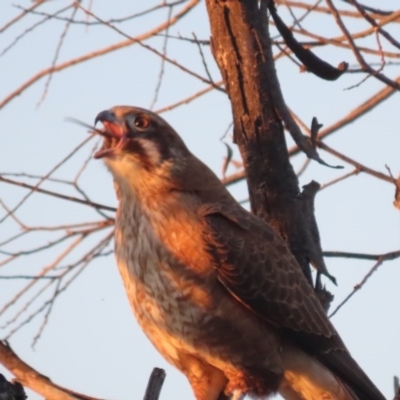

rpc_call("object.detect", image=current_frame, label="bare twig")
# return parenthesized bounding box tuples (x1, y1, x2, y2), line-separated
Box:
(149, 5, 173, 110)
(323, 250, 400, 261)
(276, 1, 396, 20)
(0, 1, 47, 33)
(0, 5, 73, 57)
(320, 168, 361, 190)
(348, 0, 400, 50)
(0, 175, 116, 212)
(193, 32, 215, 84)
(329, 257, 386, 318)
(155, 81, 224, 114)
(317, 141, 394, 184)
(15, 1, 188, 26)
(37, 5, 79, 106)
(0, 135, 95, 223)
(0, 0, 200, 109)
(75, 2, 223, 94)
(325, 0, 400, 91)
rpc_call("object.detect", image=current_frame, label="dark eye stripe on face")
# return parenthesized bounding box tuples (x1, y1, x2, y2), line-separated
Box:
(123, 139, 154, 171)
(124, 119, 173, 162)
(139, 130, 173, 162)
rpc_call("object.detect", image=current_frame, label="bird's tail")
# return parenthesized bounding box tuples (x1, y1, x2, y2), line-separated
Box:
(279, 344, 369, 400)
(318, 350, 385, 400)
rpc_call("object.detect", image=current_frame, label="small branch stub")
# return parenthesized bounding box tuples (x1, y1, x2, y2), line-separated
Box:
(394, 376, 400, 400)
(143, 368, 166, 400)
(0, 374, 27, 400)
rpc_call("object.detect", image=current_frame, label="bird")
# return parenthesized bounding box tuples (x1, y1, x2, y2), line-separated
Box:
(93, 105, 385, 400)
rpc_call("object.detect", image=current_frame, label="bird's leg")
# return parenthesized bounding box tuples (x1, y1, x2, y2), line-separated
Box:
(180, 354, 228, 400)
(230, 390, 245, 400)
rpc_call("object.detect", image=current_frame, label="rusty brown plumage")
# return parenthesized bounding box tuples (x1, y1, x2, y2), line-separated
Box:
(92, 106, 384, 400)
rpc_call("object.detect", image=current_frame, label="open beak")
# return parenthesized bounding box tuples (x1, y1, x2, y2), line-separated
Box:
(93, 110, 127, 159)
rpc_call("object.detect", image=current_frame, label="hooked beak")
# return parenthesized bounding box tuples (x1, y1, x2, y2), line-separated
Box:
(93, 110, 127, 159)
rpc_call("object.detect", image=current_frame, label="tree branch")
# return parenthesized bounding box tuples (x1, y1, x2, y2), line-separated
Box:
(0, 341, 101, 400)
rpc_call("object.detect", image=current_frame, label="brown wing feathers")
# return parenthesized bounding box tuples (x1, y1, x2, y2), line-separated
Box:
(203, 206, 334, 337)
(202, 205, 385, 400)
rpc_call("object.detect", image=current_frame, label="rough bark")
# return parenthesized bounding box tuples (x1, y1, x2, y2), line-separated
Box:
(205, 0, 326, 285)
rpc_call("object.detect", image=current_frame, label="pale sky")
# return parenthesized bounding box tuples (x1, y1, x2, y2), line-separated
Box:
(1, 1, 399, 399)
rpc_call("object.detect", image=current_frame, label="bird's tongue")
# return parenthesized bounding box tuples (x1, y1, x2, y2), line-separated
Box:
(94, 121, 125, 159)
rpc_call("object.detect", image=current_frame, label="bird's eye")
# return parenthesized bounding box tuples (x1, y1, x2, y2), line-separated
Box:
(134, 116, 150, 130)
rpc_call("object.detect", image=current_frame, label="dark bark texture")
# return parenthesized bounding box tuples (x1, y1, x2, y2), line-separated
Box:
(206, 0, 327, 286)
(0, 374, 26, 400)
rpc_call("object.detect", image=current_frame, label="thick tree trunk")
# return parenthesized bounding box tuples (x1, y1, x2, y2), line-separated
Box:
(206, 0, 318, 284)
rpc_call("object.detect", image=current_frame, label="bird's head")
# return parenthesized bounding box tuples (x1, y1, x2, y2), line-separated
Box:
(93, 106, 192, 193)
(92, 105, 229, 206)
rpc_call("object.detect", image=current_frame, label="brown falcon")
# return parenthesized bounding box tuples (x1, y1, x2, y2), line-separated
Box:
(93, 106, 384, 400)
